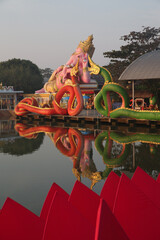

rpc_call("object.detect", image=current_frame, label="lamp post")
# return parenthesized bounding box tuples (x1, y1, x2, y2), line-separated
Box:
(132, 80, 135, 109)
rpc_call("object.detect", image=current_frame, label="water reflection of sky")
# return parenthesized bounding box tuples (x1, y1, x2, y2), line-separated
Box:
(0, 120, 160, 215)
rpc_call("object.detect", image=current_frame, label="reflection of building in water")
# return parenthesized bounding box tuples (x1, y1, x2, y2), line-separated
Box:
(0, 120, 19, 140)
(0, 84, 23, 110)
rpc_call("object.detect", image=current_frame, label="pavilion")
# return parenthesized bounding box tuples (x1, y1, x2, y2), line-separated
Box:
(119, 46, 160, 108)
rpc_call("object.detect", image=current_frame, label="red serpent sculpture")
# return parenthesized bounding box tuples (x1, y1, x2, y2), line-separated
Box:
(14, 124, 97, 169)
(14, 63, 84, 116)
(14, 123, 60, 139)
(53, 128, 84, 161)
(15, 124, 84, 168)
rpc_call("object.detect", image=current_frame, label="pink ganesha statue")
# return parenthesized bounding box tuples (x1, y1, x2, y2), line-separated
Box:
(36, 35, 95, 93)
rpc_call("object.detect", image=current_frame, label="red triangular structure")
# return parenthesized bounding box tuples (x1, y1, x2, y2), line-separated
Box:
(113, 174, 160, 240)
(40, 182, 69, 221)
(42, 191, 94, 240)
(132, 166, 160, 209)
(0, 197, 44, 240)
(100, 171, 120, 211)
(157, 174, 160, 183)
(69, 180, 100, 228)
(0, 169, 160, 239)
(95, 198, 129, 240)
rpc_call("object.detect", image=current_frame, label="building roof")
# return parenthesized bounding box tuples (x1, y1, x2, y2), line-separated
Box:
(0, 91, 23, 94)
(119, 48, 160, 81)
(127, 90, 153, 98)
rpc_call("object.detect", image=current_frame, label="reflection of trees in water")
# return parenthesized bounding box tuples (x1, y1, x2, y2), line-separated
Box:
(135, 143, 160, 174)
(101, 140, 123, 157)
(122, 142, 160, 176)
(0, 133, 44, 156)
(99, 132, 160, 178)
(123, 146, 134, 172)
(111, 141, 123, 158)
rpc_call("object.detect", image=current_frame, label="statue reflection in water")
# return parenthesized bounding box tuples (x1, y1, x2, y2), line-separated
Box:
(15, 123, 130, 189)
(47, 128, 102, 189)
(15, 123, 160, 187)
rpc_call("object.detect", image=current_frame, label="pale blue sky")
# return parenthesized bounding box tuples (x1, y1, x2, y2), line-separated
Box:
(0, 0, 159, 69)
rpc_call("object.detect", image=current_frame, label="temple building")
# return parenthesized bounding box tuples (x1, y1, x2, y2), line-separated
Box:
(0, 83, 23, 110)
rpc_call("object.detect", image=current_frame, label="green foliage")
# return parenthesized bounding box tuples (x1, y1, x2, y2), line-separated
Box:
(0, 133, 44, 156)
(39, 68, 53, 82)
(0, 59, 43, 93)
(103, 26, 160, 82)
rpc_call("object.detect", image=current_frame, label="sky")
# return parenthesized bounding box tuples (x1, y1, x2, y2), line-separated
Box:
(0, 0, 160, 70)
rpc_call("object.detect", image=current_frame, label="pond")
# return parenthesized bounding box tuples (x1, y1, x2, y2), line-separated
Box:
(0, 119, 160, 216)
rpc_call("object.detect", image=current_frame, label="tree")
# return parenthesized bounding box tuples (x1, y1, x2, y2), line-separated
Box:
(0, 133, 44, 156)
(103, 26, 160, 82)
(39, 68, 53, 83)
(0, 59, 44, 93)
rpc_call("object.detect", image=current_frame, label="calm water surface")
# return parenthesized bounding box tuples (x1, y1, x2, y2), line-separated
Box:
(0, 120, 160, 215)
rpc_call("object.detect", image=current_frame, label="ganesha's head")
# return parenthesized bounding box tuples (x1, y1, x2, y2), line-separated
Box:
(76, 35, 95, 58)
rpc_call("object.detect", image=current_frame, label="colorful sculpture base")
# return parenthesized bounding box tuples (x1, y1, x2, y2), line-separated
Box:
(15, 74, 84, 116)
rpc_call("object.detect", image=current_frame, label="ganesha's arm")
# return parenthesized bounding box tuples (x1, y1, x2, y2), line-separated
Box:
(48, 72, 56, 82)
(59, 56, 78, 81)
(65, 55, 78, 67)
(48, 66, 64, 82)
(81, 54, 91, 83)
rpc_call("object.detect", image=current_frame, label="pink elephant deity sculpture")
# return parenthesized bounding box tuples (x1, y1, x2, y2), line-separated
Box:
(72, 137, 102, 189)
(35, 35, 95, 93)
(61, 133, 102, 188)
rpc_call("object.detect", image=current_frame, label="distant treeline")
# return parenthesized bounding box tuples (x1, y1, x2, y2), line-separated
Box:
(0, 58, 43, 93)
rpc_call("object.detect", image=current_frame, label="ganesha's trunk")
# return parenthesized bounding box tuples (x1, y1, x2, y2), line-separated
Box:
(68, 76, 84, 116)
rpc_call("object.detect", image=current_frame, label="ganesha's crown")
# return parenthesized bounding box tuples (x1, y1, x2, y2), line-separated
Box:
(78, 35, 95, 57)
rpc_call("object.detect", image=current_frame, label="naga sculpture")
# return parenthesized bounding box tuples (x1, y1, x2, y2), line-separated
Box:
(15, 35, 160, 120)
(15, 35, 95, 116)
(90, 58, 160, 120)
(15, 60, 84, 116)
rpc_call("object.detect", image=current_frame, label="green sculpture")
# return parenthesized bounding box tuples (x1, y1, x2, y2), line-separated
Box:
(89, 57, 160, 120)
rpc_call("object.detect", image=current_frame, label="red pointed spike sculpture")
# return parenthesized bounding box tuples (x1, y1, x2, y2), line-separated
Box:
(95, 198, 129, 240)
(69, 180, 100, 228)
(132, 166, 160, 209)
(157, 174, 160, 183)
(113, 174, 160, 240)
(0, 198, 44, 240)
(100, 171, 120, 211)
(42, 191, 94, 240)
(40, 182, 69, 221)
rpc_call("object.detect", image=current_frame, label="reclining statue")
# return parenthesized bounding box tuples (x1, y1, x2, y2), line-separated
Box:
(36, 35, 95, 93)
